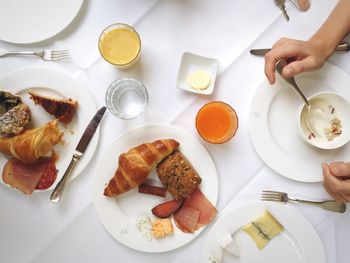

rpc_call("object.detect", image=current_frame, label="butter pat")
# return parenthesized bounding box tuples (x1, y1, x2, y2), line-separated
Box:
(218, 233, 240, 256)
(187, 70, 211, 91)
(242, 210, 284, 249)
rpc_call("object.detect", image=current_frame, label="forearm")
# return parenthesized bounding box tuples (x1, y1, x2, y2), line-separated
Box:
(309, 0, 350, 55)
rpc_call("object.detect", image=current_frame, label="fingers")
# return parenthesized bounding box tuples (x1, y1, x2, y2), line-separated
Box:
(322, 163, 350, 202)
(329, 162, 350, 178)
(281, 56, 316, 78)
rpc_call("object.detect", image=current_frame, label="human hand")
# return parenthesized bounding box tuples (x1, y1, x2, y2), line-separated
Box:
(322, 162, 350, 202)
(264, 37, 334, 85)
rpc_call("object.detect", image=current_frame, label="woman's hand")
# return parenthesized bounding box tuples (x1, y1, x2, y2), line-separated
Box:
(264, 37, 334, 85)
(322, 162, 350, 202)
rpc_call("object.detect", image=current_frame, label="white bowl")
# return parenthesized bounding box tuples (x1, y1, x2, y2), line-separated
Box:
(297, 92, 350, 149)
(176, 52, 219, 95)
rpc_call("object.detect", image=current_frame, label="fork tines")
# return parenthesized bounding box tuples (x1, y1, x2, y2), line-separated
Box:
(261, 190, 283, 202)
(49, 50, 70, 61)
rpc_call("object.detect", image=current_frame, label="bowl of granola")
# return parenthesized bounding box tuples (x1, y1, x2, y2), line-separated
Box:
(297, 92, 350, 150)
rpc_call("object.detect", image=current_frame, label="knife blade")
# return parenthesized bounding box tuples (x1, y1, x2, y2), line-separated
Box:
(50, 106, 107, 203)
(250, 42, 350, 56)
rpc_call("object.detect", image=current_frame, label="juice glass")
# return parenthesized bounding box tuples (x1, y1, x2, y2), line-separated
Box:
(196, 101, 238, 144)
(98, 23, 141, 69)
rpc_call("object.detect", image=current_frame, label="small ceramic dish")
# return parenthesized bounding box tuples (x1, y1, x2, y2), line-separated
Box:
(297, 92, 350, 150)
(176, 52, 219, 95)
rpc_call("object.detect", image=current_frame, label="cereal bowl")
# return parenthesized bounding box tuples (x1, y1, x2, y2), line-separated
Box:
(297, 92, 350, 150)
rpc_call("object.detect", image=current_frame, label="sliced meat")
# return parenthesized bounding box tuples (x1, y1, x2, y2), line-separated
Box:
(35, 159, 57, 190)
(151, 199, 184, 218)
(174, 206, 200, 233)
(138, 183, 167, 197)
(183, 188, 217, 230)
(2, 158, 57, 195)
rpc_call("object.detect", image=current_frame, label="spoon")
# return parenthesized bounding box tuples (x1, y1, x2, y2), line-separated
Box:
(275, 59, 329, 137)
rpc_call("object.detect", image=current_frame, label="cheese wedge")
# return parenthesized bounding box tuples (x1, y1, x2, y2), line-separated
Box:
(242, 210, 284, 249)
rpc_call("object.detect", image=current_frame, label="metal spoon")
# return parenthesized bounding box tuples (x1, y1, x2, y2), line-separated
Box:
(275, 59, 329, 137)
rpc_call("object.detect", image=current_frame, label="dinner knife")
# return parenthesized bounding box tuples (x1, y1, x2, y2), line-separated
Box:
(50, 106, 107, 203)
(250, 42, 350, 56)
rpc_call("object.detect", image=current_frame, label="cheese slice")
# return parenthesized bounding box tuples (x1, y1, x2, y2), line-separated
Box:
(242, 210, 284, 249)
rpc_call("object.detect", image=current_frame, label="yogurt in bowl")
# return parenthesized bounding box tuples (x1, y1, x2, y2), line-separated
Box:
(298, 92, 350, 149)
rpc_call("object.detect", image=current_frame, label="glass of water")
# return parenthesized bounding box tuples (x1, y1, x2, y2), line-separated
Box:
(105, 78, 149, 119)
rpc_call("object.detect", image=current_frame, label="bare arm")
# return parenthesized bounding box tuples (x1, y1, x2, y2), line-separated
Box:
(265, 0, 350, 84)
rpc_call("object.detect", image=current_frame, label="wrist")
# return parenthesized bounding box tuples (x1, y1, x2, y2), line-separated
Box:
(307, 36, 337, 60)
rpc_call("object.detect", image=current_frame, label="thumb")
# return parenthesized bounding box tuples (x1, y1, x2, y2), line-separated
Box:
(329, 162, 350, 177)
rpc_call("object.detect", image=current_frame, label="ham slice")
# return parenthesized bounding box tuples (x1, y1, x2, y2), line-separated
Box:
(174, 206, 200, 233)
(183, 188, 217, 230)
(2, 158, 57, 195)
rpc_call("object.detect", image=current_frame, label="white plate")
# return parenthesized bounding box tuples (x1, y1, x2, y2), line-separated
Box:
(92, 124, 218, 253)
(248, 63, 350, 182)
(0, 0, 84, 44)
(177, 52, 219, 95)
(201, 202, 326, 263)
(0, 67, 98, 192)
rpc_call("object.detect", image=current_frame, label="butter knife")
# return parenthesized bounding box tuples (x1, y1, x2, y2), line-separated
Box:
(50, 106, 107, 203)
(250, 42, 350, 56)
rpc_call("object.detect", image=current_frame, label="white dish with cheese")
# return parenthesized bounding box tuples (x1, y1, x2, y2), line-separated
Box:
(201, 202, 326, 263)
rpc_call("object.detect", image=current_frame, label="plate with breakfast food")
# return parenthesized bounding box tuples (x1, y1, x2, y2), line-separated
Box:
(0, 0, 84, 44)
(0, 67, 98, 195)
(92, 124, 219, 252)
(201, 202, 326, 263)
(249, 63, 350, 182)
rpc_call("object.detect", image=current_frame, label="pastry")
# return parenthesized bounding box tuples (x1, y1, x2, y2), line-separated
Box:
(0, 91, 22, 116)
(0, 120, 63, 163)
(156, 150, 201, 200)
(0, 104, 31, 137)
(104, 139, 179, 197)
(29, 91, 78, 124)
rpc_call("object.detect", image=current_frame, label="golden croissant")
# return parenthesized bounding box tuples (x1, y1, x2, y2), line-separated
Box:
(104, 139, 180, 197)
(0, 120, 63, 163)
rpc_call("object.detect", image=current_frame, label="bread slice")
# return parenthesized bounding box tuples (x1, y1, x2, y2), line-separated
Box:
(29, 91, 78, 124)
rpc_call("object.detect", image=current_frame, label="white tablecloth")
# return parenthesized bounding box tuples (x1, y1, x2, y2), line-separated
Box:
(0, 1, 349, 262)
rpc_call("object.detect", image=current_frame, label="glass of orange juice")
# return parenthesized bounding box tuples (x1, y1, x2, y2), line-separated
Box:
(98, 23, 141, 69)
(196, 101, 238, 144)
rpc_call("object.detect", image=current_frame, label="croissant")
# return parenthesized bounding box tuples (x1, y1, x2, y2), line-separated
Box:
(0, 120, 63, 163)
(104, 139, 180, 197)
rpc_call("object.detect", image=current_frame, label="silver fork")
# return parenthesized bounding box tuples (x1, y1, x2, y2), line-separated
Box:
(0, 48, 70, 61)
(261, 190, 346, 213)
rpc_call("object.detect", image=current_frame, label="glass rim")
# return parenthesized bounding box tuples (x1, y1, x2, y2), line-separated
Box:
(98, 23, 141, 66)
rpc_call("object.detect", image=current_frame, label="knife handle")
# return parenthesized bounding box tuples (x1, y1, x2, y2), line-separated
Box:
(50, 151, 83, 203)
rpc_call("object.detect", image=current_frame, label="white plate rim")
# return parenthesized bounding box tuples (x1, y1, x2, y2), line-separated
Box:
(0, 0, 84, 44)
(92, 124, 219, 253)
(0, 66, 98, 193)
(201, 201, 326, 263)
(248, 63, 350, 182)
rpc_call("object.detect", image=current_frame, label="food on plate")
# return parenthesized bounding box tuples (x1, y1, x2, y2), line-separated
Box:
(0, 120, 63, 163)
(156, 150, 202, 200)
(0, 104, 31, 137)
(187, 70, 211, 91)
(242, 210, 284, 249)
(98, 23, 141, 67)
(196, 101, 238, 144)
(138, 183, 167, 197)
(29, 91, 78, 125)
(174, 206, 200, 233)
(135, 213, 153, 241)
(2, 157, 57, 195)
(0, 91, 22, 116)
(174, 188, 217, 233)
(325, 117, 342, 141)
(151, 199, 184, 218)
(151, 218, 174, 239)
(104, 139, 180, 197)
(218, 233, 240, 257)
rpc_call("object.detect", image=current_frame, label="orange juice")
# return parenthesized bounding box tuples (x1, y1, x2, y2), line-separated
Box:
(98, 23, 141, 68)
(196, 101, 238, 144)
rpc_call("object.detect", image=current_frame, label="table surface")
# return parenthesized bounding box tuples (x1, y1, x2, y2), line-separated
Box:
(0, 1, 349, 263)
